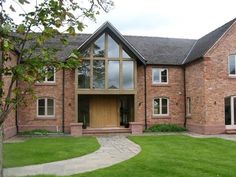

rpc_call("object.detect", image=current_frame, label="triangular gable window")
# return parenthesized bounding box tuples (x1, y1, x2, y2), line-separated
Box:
(122, 49, 131, 58)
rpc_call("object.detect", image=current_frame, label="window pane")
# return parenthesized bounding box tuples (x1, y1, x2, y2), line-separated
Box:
(229, 55, 236, 75)
(161, 69, 167, 83)
(38, 99, 45, 115)
(78, 60, 90, 88)
(47, 67, 55, 82)
(162, 98, 168, 114)
(108, 35, 119, 58)
(154, 99, 160, 114)
(122, 50, 131, 58)
(123, 61, 134, 89)
(108, 61, 120, 89)
(153, 69, 160, 83)
(93, 60, 105, 88)
(225, 97, 231, 125)
(93, 34, 105, 57)
(82, 48, 90, 57)
(47, 99, 54, 116)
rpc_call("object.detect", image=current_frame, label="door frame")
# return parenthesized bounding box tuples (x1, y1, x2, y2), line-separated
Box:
(226, 96, 236, 129)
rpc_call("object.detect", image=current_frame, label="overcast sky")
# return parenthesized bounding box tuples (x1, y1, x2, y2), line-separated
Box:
(82, 0, 236, 39)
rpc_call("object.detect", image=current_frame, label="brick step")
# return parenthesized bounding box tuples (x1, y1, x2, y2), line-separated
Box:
(82, 127, 131, 135)
(225, 129, 236, 134)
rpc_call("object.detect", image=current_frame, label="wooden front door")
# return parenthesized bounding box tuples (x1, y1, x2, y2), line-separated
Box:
(90, 95, 119, 128)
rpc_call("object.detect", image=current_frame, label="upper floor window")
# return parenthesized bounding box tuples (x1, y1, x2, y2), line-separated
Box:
(152, 68, 168, 84)
(37, 98, 55, 117)
(78, 33, 135, 90)
(229, 55, 236, 76)
(186, 97, 191, 116)
(153, 97, 169, 116)
(43, 66, 56, 83)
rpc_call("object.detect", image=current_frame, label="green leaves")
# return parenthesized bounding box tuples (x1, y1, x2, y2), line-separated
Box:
(16, 24, 26, 34)
(67, 26, 75, 35)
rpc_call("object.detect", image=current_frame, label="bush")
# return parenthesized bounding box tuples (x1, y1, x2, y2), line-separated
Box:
(18, 129, 62, 135)
(145, 124, 187, 132)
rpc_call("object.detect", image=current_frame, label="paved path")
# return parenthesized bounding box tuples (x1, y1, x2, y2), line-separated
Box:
(4, 135, 141, 177)
(187, 133, 236, 141)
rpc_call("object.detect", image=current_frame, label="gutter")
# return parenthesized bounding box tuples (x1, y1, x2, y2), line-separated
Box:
(62, 68, 65, 133)
(183, 66, 187, 127)
(144, 64, 147, 129)
(15, 80, 19, 133)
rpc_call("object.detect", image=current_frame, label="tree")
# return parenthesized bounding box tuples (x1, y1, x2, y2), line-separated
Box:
(0, 0, 113, 175)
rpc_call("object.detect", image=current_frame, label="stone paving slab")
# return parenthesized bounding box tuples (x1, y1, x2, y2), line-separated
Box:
(3, 135, 141, 177)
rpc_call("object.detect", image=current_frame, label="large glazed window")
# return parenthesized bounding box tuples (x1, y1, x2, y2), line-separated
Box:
(229, 55, 236, 75)
(78, 60, 90, 88)
(108, 61, 120, 89)
(123, 61, 134, 89)
(78, 33, 135, 90)
(93, 60, 105, 88)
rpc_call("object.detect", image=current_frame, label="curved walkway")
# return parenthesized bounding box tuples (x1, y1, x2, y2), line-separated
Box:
(4, 135, 141, 177)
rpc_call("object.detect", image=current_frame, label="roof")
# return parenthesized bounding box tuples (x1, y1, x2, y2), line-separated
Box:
(25, 18, 236, 65)
(183, 18, 236, 64)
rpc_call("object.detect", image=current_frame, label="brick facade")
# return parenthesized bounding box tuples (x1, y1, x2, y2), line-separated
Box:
(3, 20, 236, 138)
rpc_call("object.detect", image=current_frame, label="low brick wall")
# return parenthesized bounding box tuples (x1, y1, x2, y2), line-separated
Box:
(130, 122, 143, 134)
(70, 123, 83, 136)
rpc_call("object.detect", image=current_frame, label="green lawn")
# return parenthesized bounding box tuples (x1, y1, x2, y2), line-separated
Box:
(4, 136, 100, 168)
(30, 135, 236, 177)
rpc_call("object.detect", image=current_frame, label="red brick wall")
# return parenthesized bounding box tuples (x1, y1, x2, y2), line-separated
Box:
(203, 21, 236, 133)
(18, 69, 76, 133)
(145, 65, 185, 127)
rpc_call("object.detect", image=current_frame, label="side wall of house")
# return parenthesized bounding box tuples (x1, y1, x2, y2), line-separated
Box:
(18, 70, 75, 133)
(185, 60, 207, 133)
(202, 21, 236, 133)
(3, 52, 17, 139)
(145, 65, 185, 127)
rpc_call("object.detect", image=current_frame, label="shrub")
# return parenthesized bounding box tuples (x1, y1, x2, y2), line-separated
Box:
(145, 124, 187, 132)
(18, 129, 62, 135)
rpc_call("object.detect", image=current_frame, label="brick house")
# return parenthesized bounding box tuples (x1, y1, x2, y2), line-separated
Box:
(3, 18, 236, 138)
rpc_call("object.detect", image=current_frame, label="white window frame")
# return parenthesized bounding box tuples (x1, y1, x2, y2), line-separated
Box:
(186, 97, 191, 116)
(37, 98, 55, 117)
(43, 66, 56, 83)
(228, 55, 236, 76)
(152, 68, 168, 84)
(153, 97, 169, 116)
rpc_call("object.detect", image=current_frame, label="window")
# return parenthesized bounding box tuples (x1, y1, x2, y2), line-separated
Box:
(37, 98, 55, 117)
(186, 97, 191, 116)
(153, 98, 169, 116)
(78, 60, 90, 88)
(152, 68, 168, 84)
(78, 33, 135, 90)
(229, 55, 236, 75)
(42, 66, 56, 83)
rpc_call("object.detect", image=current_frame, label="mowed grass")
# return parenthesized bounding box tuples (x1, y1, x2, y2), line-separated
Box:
(4, 136, 100, 168)
(29, 135, 236, 177)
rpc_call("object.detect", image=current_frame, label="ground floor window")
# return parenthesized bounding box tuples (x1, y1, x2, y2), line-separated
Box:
(37, 98, 55, 117)
(153, 98, 169, 116)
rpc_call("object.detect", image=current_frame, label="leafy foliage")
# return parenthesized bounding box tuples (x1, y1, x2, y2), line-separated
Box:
(0, 0, 113, 125)
(145, 124, 187, 132)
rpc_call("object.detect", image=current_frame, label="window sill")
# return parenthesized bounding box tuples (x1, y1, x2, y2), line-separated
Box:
(228, 75, 236, 79)
(35, 83, 56, 86)
(152, 115, 171, 119)
(35, 117, 56, 120)
(186, 115, 192, 119)
(152, 84, 170, 87)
